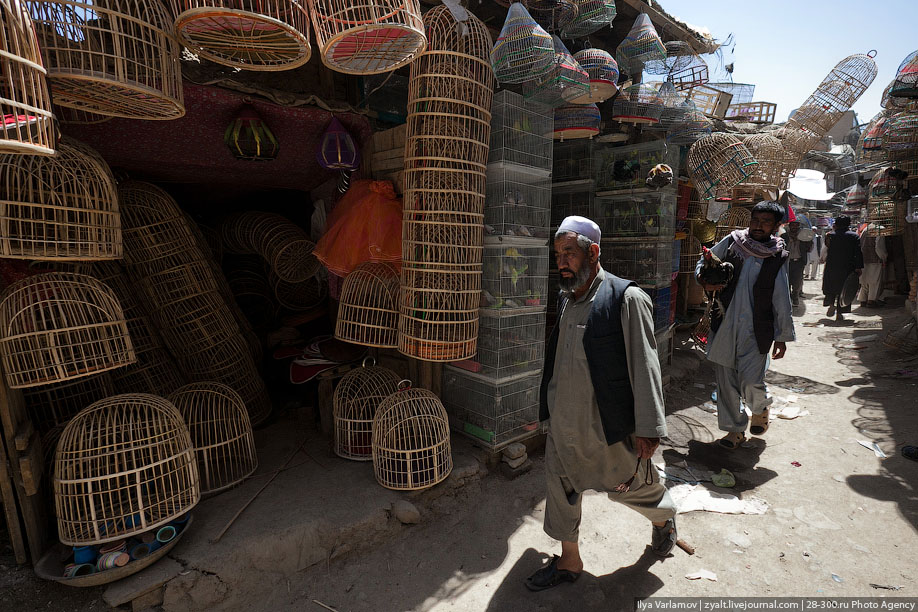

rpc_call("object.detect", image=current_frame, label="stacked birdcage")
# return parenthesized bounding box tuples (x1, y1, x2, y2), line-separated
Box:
(687, 133, 758, 200)
(739, 133, 783, 195)
(882, 111, 918, 177)
(725, 102, 777, 125)
(489, 89, 554, 169)
(857, 112, 889, 164)
(865, 168, 908, 237)
(521, 36, 588, 108)
(612, 84, 664, 125)
(667, 108, 713, 145)
(614, 12, 665, 77)
(715, 207, 751, 241)
(569, 48, 619, 104)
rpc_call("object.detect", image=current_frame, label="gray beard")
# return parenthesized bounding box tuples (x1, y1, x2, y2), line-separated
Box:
(558, 264, 593, 293)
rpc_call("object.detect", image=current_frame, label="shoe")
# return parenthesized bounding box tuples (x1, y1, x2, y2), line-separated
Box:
(750, 408, 769, 435)
(717, 431, 746, 449)
(525, 555, 581, 591)
(651, 517, 678, 557)
(827, 304, 836, 317)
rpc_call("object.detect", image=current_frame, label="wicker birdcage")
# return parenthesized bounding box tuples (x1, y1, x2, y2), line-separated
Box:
(644, 40, 699, 77)
(54, 393, 200, 545)
(666, 108, 712, 145)
(23, 373, 113, 433)
(372, 382, 452, 490)
(491, 2, 554, 85)
(226, 259, 275, 328)
(715, 207, 751, 241)
(220, 212, 319, 282)
(568, 48, 618, 104)
(171, 0, 312, 71)
(29, 0, 184, 120)
(865, 198, 906, 236)
(883, 111, 918, 157)
(271, 272, 326, 311)
(110, 315, 184, 396)
(857, 113, 889, 164)
(1, 0, 56, 155)
(333, 359, 399, 461)
(0, 272, 135, 389)
(307, 0, 425, 74)
(868, 167, 905, 199)
(404, 115, 491, 169)
(614, 12, 665, 76)
(0, 138, 121, 260)
(168, 382, 258, 495)
(559, 0, 615, 39)
(53, 105, 113, 126)
(679, 236, 701, 274)
(612, 83, 663, 125)
(553, 103, 600, 140)
(521, 35, 588, 108)
(401, 211, 484, 265)
(740, 133, 782, 192)
(890, 50, 918, 98)
(335, 262, 400, 348)
(687, 133, 758, 200)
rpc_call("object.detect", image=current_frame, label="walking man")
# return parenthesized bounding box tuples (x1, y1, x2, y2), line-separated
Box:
(696, 201, 795, 449)
(527, 216, 677, 592)
(857, 225, 887, 308)
(783, 221, 807, 306)
(805, 230, 823, 280)
(822, 216, 863, 321)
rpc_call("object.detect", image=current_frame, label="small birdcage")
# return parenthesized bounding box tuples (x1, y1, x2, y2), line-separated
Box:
(0, 272, 135, 389)
(168, 382, 258, 495)
(715, 207, 751, 241)
(272, 271, 326, 311)
(29, 0, 184, 120)
(788, 52, 878, 137)
(23, 373, 113, 433)
(726, 101, 777, 125)
(1, 0, 56, 155)
(679, 236, 701, 274)
(54, 394, 200, 545)
(644, 40, 699, 77)
(687, 133, 758, 200)
(612, 84, 663, 125)
(553, 103, 600, 140)
(667, 108, 713, 145)
(0, 138, 121, 260)
(560, 0, 615, 39)
(883, 111, 918, 156)
(372, 381, 452, 490)
(491, 2, 554, 85)
(336, 262, 400, 348)
(740, 133, 782, 191)
(482, 240, 549, 310)
(890, 50, 918, 98)
(568, 48, 618, 104)
(614, 12, 665, 77)
(521, 35, 589, 108)
(333, 358, 399, 461)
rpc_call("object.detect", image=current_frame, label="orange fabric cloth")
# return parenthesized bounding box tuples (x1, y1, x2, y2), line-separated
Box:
(314, 180, 402, 276)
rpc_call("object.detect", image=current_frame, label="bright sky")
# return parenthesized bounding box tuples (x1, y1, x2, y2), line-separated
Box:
(652, 0, 918, 126)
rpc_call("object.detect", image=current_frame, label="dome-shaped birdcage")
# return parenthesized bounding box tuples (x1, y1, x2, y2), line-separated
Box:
(846, 183, 867, 207)
(740, 133, 783, 191)
(0, 272, 136, 389)
(333, 358, 400, 461)
(168, 382, 258, 496)
(28, 0, 184, 120)
(521, 35, 588, 108)
(1, 0, 56, 155)
(111, 315, 185, 396)
(687, 133, 758, 200)
(307, 0, 426, 75)
(23, 373, 113, 433)
(335, 262, 400, 348)
(271, 271, 327, 311)
(54, 393, 200, 545)
(491, 2, 554, 84)
(666, 107, 712, 145)
(857, 112, 889, 163)
(372, 381, 452, 490)
(527, 0, 578, 35)
(890, 50, 918, 98)
(614, 12, 665, 77)
(568, 47, 618, 104)
(715, 207, 751, 241)
(171, 0, 312, 71)
(553, 103, 600, 140)
(560, 0, 615, 39)
(644, 40, 699, 77)
(0, 138, 121, 260)
(868, 166, 906, 199)
(612, 83, 663, 125)
(679, 235, 701, 274)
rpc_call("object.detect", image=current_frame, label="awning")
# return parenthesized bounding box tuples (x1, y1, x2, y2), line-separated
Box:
(787, 169, 836, 201)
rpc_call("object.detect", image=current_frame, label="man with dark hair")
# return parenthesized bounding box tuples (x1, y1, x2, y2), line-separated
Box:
(696, 201, 795, 449)
(527, 216, 676, 592)
(821, 216, 863, 321)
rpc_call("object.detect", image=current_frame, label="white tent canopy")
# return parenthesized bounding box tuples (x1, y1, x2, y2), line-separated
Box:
(788, 168, 836, 201)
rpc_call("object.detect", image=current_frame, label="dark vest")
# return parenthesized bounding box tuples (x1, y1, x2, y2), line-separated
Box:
(712, 237, 789, 355)
(540, 273, 638, 446)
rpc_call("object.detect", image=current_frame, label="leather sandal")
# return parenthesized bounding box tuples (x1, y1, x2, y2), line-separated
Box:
(718, 431, 746, 449)
(651, 517, 677, 557)
(525, 555, 581, 592)
(750, 409, 770, 435)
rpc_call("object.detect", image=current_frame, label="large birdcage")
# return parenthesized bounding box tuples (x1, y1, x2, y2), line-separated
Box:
(485, 161, 551, 238)
(740, 133, 783, 191)
(28, 0, 185, 119)
(666, 108, 713, 145)
(553, 103, 600, 140)
(883, 111, 918, 156)
(788, 51, 878, 137)
(521, 35, 589, 108)
(614, 12, 665, 77)
(593, 191, 676, 239)
(489, 88, 553, 170)
(846, 183, 868, 207)
(474, 307, 546, 379)
(560, 0, 615, 39)
(857, 112, 889, 163)
(601, 239, 672, 288)
(687, 133, 758, 200)
(333, 359, 399, 461)
(111, 315, 185, 396)
(491, 2, 554, 85)
(612, 83, 663, 125)
(482, 240, 549, 310)
(568, 48, 618, 104)
(715, 207, 751, 241)
(54, 394, 199, 545)
(528, 0, 578, 35)
(890, 50, 918, 98)
(866, 198, 906, 237)
(1, 0, 56, 155)
(336, 262, 400, 348)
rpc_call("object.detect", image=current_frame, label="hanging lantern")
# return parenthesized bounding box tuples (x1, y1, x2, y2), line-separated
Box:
(224, 105, 279, 161)
(317, 116, 360, 192)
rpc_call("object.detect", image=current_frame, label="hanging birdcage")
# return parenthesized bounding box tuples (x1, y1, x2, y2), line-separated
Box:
(666, 108, 712, 145)
(687, 133, 758, 200)
(225, 105, 279, 161)
(333, 358, 400, 461)
(671, 56, 709, 90)
(651, 81, 689, 130)
(553, 103, 600, 140)
(612, 83, 663, 125)
(491, 2, 554, 84)
(568, 48, 618, 104)
(882, 112, 918, 166)
(644, 40, 698, 76)
(560, 0, 615, 39)
(528, 0, 578, 34)
(614, 12, 665, 77)
(740, 133, 783, 192)
(890, 50, 918, 98)
(868, 167, 906, 199)
(335, 262, 400, 348)
(521, 35, 588, 108)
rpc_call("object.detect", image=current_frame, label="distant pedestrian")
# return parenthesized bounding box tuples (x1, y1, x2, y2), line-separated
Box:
(783, 221, 806, 306)
(857, 225, 887, 308)
(805, 231, 823, 280)
(821, 216, 863, 321)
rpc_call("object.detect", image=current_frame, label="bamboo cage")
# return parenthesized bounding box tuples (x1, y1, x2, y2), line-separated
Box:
(401, 168, 487, 214)
(0, 138, 120, 260)
(883, 79, 918, 113)
(1, 0, 56, 155)
(868, 167, 905, 199)
(23, 373, 113, 433)
(333, 359, 399, 461)
(866, 198, 907, 237)
(402, 211, 484, 265)
(151, 291, 239, 354)
(715, 207, 751, 241)
(111, 316, 185, 396)
(614, 12, 665, 77)
(739, 133, 782, 192)
(336, 262, 400, 348)
(560, 0, 615, 39)
(219, 212, 318, 282)
(490, 2, 554, 85)
(169, 382, 257, 495)
(725, 101, 777, 125)
(679, 236, 701, 274)
(666, 108, 712, 145)
(568, 47, 618, 104)
(226, 257, 276, 327)
(612, 83, 663, 125)
(890, 50, 918, 98)
(883, 111, 918, 158)
(0, 272, 136, 388)
(856, 112, 888, 163)
(54, 393, 200, 545)
(404, 115, 491, 170)
(54, 105, 113, 126)
(684, 84, 729, 118)
(521, 35, 588, 109)
(29, 0, 185, 120)
(553, 103, 600, 140)
(671, 59, 709, 90)
(372, 383, 452, 491)
(271, 271, 326, 311)
(687, 133, 758, 200)
(138, 259, 222, 311)
(307, 0, 425, 75)
(171, 0, 312, 71)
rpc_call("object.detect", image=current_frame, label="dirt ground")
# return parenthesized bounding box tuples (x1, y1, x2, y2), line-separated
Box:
(2, 278, 917, 611)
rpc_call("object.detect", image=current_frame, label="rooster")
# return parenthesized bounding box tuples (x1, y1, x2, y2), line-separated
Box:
(698, 246, 734, 316)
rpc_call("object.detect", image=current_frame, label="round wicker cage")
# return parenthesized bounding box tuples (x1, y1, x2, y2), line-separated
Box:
(521, 35, 588, 108)
(423, 4, 492, 59)
(372, 382, 452, 490)
(335, 262, 400, 348)
(23, 373, 113, 433)
(739, 133, 782, 191)
(54, 105, 113, 126)
(612, 83, 663, 125)
(868, 167, 905, 199)
(226, 258, 276, 327)
(715, 207, 751, 241)
(568, 48, 618, 104)
(679, 235, 701, 274)
(307, 0, 425, 75)
(28, 0, 185, 120)
(168, 382, 258, 495)
(666, 108, 712, 145)
(0, 138, 120, 260)
(890, 50, 918, 98)
(490, 2, 554, 85)
(53, 393, 200, 545)
(687, 133, 758, 200)
(0, 272, 136, 389)
(272, 272, 326, 311)
(644, 40, 698, 77)
(401, 212, 484, 265)
(559, 0, 615, 39)
(171, 0, 312, 71)
(553, 103, 600, 140)
(220, 212, 319, 282)
(152, 291, 239, 355)
(882, 111, 918, 156)
(614, 12, 665, 77)
(404, 115, 491, 170)
(1, 0, 56, 155)
(856, 112, 889, 163)
(788, 52, 878, 138)
(333, 359, 399, 461)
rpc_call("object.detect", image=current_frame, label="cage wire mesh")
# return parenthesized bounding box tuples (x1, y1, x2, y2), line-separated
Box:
(612, 83, 663, 125)
(336, 262, 400, 348)
(666, 107, 713, 145)
(707, 82, 755, 105)
(857, 112, 889, 163)
(521, 35, 588, 108)
(644, 40, 699, 77)
(23, 373, 113, 434)
(333, 359, 400, 461)
(528, 0, 578, 34)
(679, 235, 701, 274)
(488, 89, 554, 170)
(560, 0, 615, 39)
(111, 315, 185, 397)
(891, 50, 918, 98)
(491, 2, 554, 84)
(272, 272, 326, 312)
(614, 12, 665, 77)
(687, 133, 758, 200)
(568, 47, 618, 104)
(485, 161, 551, 239)
(553, 103, 600, 140)
(648, 81, 689, 131)
(882, 111, 918, 167)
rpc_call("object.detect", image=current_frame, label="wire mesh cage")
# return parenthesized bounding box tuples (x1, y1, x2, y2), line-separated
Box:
(23, 373, 113, 433)
(644, 40, 699, 77)
(679, 235, 701, 273)
(28, 0, 185, 120)
(528, 0, 578, 35)
(600, 239, 672, 288)
(687, 133, 758, 200)
(482, 240, 549, 310)
(650, 81, 689, 131)
(491, 2, 554, 85)
(333, 359, 400, 461)
(666, 108, 713, 145)
(485, 162, 551, 239)
(883, 111, 918, 159)
(644, 285, 672, 330)
(593, 191, 676, 239)
(488, 89, 553, 170)
(220, 212, 319, 282)
(171, 0, 312, 71)
(890, 50, 918, 98)
(788, 52, 878, 138)
(336, 262, 400, 348)
(593, 139, 678, 192)
(552, 138, 592, 181)
(1, 0, 56, 155)
(707, 82, 755, 105)
(553, 103, 600, 140)
(612, 83, 663, 125)
(0, 138, 121, 260)
(614, 12, 665, 77)
(521, 35, 588, 108)
(54, 393, 200, 545)
(868, 166, 906, 199)
(715, 207, 751, 241)
(372, 382, 452, 490)
(0, 272, 136, 388)
(567, 48, 618, 104)
(550, 180, 593, 228)
(559, 0, 615, 39)
(168, 382, 258, 495)
(739, 133, 783, 191)
(473, 307, 546, 379)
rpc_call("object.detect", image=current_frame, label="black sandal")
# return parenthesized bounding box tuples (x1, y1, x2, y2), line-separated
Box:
(651, 517, 678, 557)
(525, 555, 581, 592)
